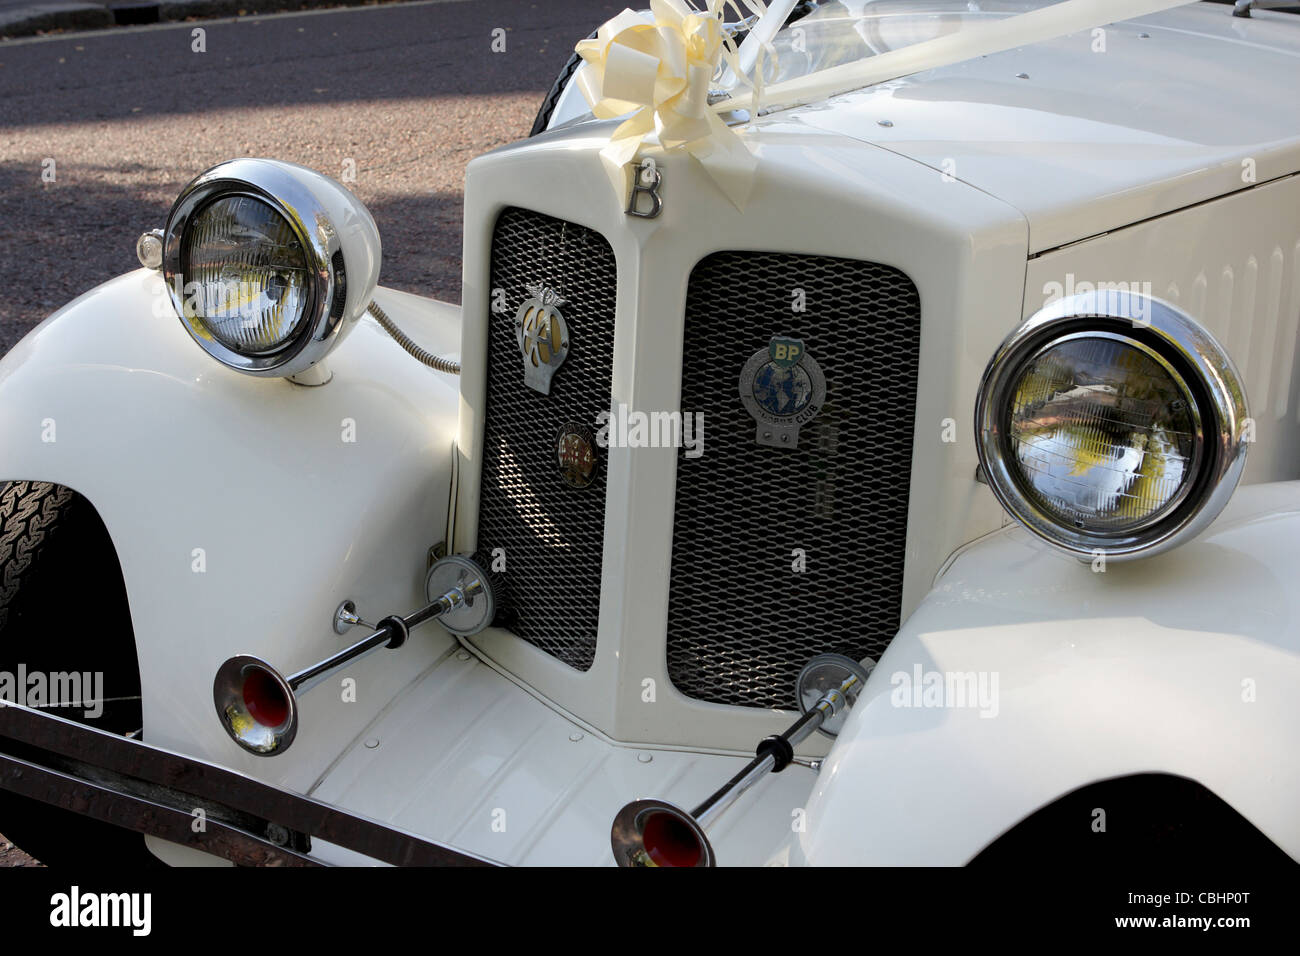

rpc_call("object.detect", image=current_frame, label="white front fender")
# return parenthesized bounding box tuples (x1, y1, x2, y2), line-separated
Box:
(797, 481, 1300, 865)
(0, 270, 463, 790)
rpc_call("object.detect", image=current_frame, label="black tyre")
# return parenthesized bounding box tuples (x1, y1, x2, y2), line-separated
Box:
(529, 30, 597, 137)
(0, 480, 158, 866)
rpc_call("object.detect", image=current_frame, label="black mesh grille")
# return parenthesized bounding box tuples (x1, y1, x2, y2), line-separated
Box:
(667, 251, 921, 708)
(475, 208, 616, 671)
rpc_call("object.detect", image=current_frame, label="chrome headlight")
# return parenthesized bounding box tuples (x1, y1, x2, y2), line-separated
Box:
(163, 159, 380, 377)
(976, 291, 1248, 560)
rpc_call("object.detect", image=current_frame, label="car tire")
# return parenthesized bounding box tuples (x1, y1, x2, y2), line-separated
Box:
(0, 480, 160, 867)
(528, 30, 597, 137)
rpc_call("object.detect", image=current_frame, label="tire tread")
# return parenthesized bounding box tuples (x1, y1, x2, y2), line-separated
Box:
(0, 482, 76, 631)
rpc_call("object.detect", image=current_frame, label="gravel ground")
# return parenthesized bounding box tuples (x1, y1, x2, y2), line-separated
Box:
(0, 836, 39, 866)
(0, 0, 622, 867)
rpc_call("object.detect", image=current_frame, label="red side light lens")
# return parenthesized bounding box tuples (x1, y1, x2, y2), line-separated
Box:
(641, 811, 702, 867)
(242, 669, 290, 728)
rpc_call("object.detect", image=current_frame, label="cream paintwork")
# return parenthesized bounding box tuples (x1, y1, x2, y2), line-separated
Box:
(795, 3, 1300, 253)
(795, 480, 1300, 865)
(454, 121, 1025, 754)
(0, 273, 463, 791)
(307, 644, 816, 867)
(0, 1, 1296, 865)
(553, 5, 1300, 254)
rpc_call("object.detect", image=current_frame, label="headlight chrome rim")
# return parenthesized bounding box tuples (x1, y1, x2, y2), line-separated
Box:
(976, 291, 1249, 560)
(1005, 328, 1207, 537)
(163, 159, 345, 376)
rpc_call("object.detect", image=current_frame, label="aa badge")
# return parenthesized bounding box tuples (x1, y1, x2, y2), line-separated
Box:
(516, 282, 570, 395)
(738, 335, 826, 449)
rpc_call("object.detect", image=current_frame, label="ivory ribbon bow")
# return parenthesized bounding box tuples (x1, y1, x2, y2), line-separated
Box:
(575, 0, 765, 211)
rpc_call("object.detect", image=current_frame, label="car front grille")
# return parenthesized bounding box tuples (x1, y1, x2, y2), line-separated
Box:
(667, 250, 922, 708)
(474, 207, 616, 672)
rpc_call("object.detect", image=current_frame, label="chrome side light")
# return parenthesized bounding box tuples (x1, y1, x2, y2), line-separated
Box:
(975, 291, 1249, 560)
(162, 158, 381, 378)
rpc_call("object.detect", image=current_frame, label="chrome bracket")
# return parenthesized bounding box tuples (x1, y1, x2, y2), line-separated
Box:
(333, 599, 373, 635)
(796, 653, 874, 738)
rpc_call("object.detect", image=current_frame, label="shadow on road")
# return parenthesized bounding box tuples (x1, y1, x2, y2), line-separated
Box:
(0, 0, 623, 131)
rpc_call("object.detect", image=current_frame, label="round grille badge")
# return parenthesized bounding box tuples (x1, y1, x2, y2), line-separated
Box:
(739, 335, 826, 448)
(515, 282, 570, 396)
(556, 422, 599, 489)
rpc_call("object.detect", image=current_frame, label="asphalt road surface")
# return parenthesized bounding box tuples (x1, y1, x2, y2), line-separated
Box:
(0, 0, 625, 355)
(0, 0, 623, 866)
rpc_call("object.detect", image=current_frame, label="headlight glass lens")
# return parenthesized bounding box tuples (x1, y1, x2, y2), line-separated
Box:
(1007, 335, 1199, 533)
(181, 195, 311, 354)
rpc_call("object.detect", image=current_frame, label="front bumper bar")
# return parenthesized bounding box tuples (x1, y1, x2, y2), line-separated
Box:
(0, 703, 494, 867)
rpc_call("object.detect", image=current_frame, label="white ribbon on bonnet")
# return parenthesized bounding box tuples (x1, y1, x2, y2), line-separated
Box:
(574, 0, 768, 211)
(570, 0, 1203, 212)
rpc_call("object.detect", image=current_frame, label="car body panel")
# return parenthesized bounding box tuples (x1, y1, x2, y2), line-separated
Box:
(789, 3, 1300, 253)
(555, 3, 1300, 255)
(0, 271, 463, 789)
(795, 480, 1300, 865)
(306, 644, 814, 866)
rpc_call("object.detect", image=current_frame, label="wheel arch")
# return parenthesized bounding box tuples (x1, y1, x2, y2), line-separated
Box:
(970, 771, 1294, 866)
(0, 479, 143, 727)
(0, 271, 466, 790)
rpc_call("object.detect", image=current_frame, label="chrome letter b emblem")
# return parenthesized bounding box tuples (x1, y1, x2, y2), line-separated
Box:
(516, 283, 570, 395)
(626, 159, 662, 219)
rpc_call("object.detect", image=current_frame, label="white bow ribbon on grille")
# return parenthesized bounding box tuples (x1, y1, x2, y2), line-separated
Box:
(575, 0, 767, 211)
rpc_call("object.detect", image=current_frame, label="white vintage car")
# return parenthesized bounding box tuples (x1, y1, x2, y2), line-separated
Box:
(0, 0, 1297, 868)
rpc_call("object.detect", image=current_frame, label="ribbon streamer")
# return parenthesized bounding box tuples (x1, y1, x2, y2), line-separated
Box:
(575, 0, 768, 211)
(577, 0, 1203, 210)
(711, 0, 1201, 114)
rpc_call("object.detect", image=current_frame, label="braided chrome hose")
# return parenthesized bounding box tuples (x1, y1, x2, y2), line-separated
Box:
(366, 301, 462, 375)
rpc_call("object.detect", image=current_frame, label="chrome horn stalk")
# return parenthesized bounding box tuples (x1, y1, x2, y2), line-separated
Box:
(214, 555, 494, 756)
(610, 653, 871, 867)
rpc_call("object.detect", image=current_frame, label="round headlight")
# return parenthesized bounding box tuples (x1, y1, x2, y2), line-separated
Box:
(181, 194, 313, 355)
(163, 159, 380, 378)
(976, 292, 1248, 560)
